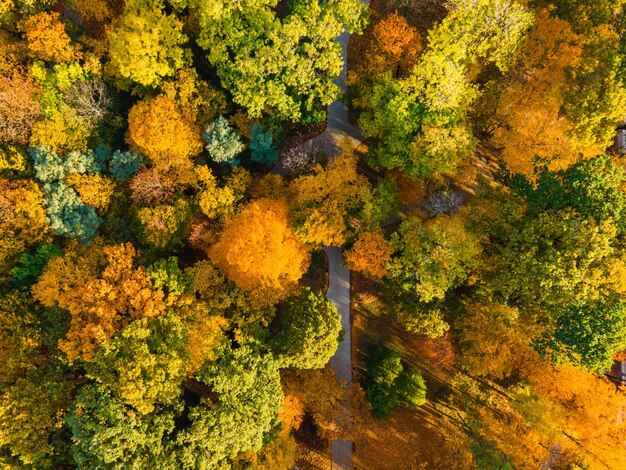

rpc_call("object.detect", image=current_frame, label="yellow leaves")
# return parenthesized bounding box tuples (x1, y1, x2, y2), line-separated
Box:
(0, 179, 49, 271)
(195, 165, 236, 219)
(108, 1, 188, 87)
(289, 152, 369, 246)
(0, 145, 29, 174)
(17, 11, 81, 63)
(209, 198, 310, 305)
(29, 108, 90, 154)
(185, 307, 228, 373)
(127, 94, 202, 175)
(66, 173, 115, 211)
(345, 231, 392, 278)
(32, 242, 167, 361)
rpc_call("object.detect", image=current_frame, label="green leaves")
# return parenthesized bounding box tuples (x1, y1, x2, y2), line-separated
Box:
(175, 346, 284, 468)
(535, 301, 626, 372)
(84, 315, 188, 414)
(388, 215, 480, 303)
(273, 288, 342, 369)
(364, 346, 426, 419)
(193, 0, 367, 121)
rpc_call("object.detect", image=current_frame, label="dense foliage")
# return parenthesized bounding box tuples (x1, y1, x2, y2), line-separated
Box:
(2, 0, 626, 468)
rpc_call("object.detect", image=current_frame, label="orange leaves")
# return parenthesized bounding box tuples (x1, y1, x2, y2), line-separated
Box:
(32, 243, 166, 361)
(0, 74, 42, 145)
(370, 12, 422, 74)
(494, 10, 597, 175)
(208, 198, 310, 305)
(345, 231, 392, 278)
(126, 94, 202, 174)
(18, 12, 80, 63)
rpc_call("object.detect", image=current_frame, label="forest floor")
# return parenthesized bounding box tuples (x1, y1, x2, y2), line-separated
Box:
(350, 273, 474, 469)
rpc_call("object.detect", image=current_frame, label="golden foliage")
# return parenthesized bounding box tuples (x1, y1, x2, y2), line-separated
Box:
(17, 11, 80, 63)
(345, 231, 392, 278)
(66, 173, 116, 211)
(161, 67, 227, 127)
(457, 302, 540, 380)
(494, 10, 598, 175)
(0, 179, 49, 269)
(32, 243, 167, 361)
(183, 303, 228, 373)
(289, 153, 370, 246)
(0, 144, 29, 174)
(209, 198, 310, 305)
(195, 165, 237, 219)
(126, 94, 202, 173)
(29, 108, 90, 154)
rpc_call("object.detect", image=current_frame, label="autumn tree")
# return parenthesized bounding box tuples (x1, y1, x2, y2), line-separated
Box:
(32, 242, 167, 361)
(492, 11, 592, 175)
(273, 288, 342, 369)
(18, 11, 80, 63)
(457, 302, 539, 380)
(359, 0, 532, 178)
(502, 154, 626, 233)
(0, 74, 42, 145)
(366, 11, 422, 76)
(289, 153, 373, 246)
(209, 198, 310, 304)
(0, 178, 50, 272)
(134, 199, 191, 251)
(345, 231, 392, 278)
(130, 167, 174, 206)
(127, 94, 203, 174)
(194, 165, 241, 219)
(108, 0, 188, 87)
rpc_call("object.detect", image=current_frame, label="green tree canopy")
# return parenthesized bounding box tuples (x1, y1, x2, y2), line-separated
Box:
(388, 215, 480, 303)
(364, 346, 427, 419)
(174, 346, 284, 468)
(191, 0, 368, 121)
(535, 301, 626, 372)
(273, 288, 342, 369)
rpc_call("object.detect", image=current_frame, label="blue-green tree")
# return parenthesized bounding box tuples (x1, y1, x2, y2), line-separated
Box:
(249, 124, 278, 166)
(203, 116, 244, 165)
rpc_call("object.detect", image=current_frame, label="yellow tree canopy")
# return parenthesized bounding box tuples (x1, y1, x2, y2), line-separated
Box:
(127, 94, 202, 174)
(209, 198, 310, 304)
(32, 242, 167, 360)
(493, 10, 599, 175)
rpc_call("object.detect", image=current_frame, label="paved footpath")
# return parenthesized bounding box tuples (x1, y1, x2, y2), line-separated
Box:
(283, 3, 369, 468)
